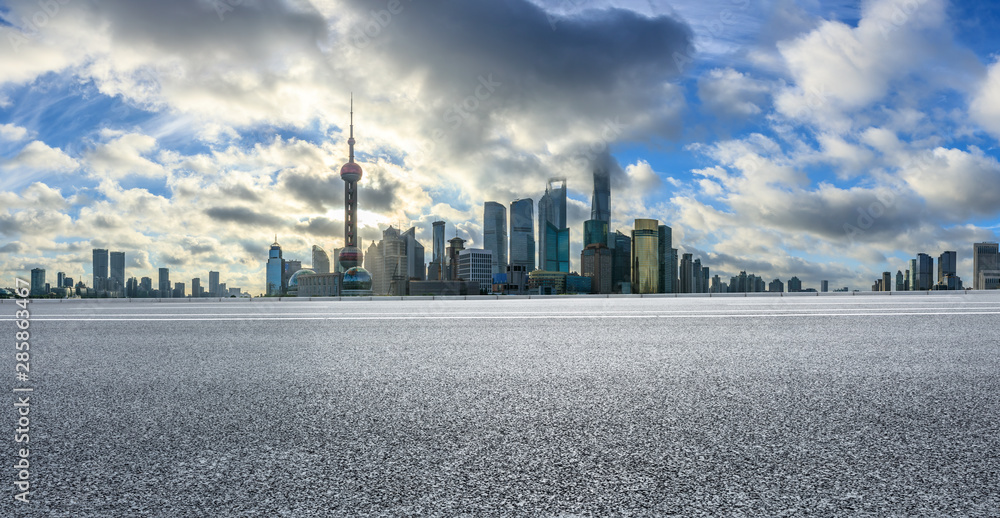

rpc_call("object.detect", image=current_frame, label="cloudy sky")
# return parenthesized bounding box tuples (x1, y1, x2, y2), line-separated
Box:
(1, 0, 998, 293)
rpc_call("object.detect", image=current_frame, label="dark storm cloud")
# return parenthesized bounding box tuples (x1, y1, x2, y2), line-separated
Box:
(219, 184, 263, 204)
(240, 239, 265, 257)
(295, 217, 341, 237)
(352, 0, 691, 94)
(347, 0, 693, 154)
(73, 0, 328, 61)
(359, 181, 400, 213)
(162, 254, 189, 266)
(280, 171, 344, 212)
(734, 189, 924, 245)
(204, 206, 285, 228)
(0, 242, 25, 254)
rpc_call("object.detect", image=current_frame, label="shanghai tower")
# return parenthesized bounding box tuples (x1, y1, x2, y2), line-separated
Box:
(591, 166, 610, 223)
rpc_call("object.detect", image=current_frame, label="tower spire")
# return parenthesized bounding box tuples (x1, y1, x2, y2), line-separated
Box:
(348, 93, 355, 164)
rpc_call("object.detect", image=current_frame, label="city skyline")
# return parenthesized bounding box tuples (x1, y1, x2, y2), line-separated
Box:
(2, 0, 1000, 292)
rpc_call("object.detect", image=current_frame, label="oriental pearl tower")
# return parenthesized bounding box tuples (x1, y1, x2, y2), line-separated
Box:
(338, 96, 373, 295)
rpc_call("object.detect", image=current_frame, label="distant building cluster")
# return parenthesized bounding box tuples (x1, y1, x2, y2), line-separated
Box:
(10, 105, 1000, 299)
(870, 244, 1000, 292)
(18, 250, 247, 299)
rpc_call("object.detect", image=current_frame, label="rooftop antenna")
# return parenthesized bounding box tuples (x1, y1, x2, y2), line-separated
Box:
(348, 93, 355, 164)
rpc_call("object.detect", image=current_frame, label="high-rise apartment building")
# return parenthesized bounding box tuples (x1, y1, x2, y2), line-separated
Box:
(916, 253, 933, 290)
(191, 278, 201, 298)
(680, 253, 694, 293)
(458, 248, 493, 294)
(109, 251, 125, 293)
(30, 268, 46, 296)
(92, 248, 109, 292)
(581, 243, 613, 294)
(787, 276, 802, 292)
(158, 267, 171, 298)
(483, 202, 508, 275)
(973, 242, 999, 290)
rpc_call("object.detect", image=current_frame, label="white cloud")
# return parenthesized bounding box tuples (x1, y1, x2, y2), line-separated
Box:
(85, 133, 167, 179)
(969, 59, 1000, 140)
(697, 68, 771, 118)
(0, 123, 29, 142)
(773, 0, 980, 131)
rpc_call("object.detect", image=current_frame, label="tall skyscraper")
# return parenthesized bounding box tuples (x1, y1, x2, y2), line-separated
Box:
(158, 267, 171, 298)
(693, 258, 704, 293)
(591, 166, 610, 223)
(509, 200, 534, 272)
(110, 251, 125, 294)
(583, 219, 608, 248)
(908, 259, 918, 291)
(657, 225, 673, 294)
(312, 245, 331, 274)
(679, 253, 694, 293)
(266, 238, 284, 296)
(973, 242, 999, 290)
(916, 253, 934, 290)
(612, 231, 631, 293)
(57, 272, 65, 291)
(366, 226, 409, 295)
(92, 248, 109, 292)
(401, 227, 426, 281)
(30, 268, 45, 296)
(431, 220, 446, 278)
(447, 236, 465, 280)
(191, 278, 201, 298)
(937, 251, 956, 284)
(672, 248, 679, 293)
(631, 219, 659, 294)
(882, 271, 892, 291)
(581, 244, 613, 294)
(821, 280, 829, 292)
(538, 178, 569, 272)
(483, 202, 508, 275)
(209, 271, 220, 297)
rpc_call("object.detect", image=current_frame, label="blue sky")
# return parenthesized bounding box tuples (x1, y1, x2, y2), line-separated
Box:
(1, 0, 998, 293)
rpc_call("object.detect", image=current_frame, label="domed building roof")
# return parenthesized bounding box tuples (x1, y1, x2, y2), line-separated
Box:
(342, 266, 373, 295)
(287, 268, 316, 294)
